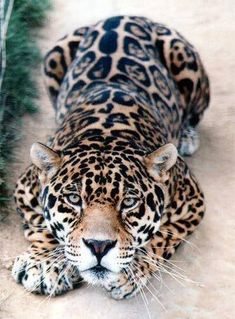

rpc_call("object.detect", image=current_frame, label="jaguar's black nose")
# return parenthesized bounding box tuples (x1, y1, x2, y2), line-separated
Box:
(83, 238, 117, 262)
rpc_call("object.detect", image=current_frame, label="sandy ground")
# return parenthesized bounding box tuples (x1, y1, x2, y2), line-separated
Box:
(1, 1, 235, 318)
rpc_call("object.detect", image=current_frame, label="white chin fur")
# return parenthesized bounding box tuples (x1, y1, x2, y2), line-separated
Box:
(81, 269, 117, 286)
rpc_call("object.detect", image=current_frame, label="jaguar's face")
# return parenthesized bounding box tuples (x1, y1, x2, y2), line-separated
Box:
(31, 141, 177, 285)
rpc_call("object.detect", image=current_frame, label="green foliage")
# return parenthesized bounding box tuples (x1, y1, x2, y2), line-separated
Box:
(0, 0, 51, 204)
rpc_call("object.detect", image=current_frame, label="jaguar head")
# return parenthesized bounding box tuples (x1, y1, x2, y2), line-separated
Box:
(31, 140, 177, 285)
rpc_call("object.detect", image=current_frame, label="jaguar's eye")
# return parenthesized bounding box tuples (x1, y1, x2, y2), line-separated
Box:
(121, 197, 139, 210)
(66, 193, 81, 205)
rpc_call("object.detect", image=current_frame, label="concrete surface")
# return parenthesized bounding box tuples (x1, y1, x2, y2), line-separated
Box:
(0, 1, 235, 318)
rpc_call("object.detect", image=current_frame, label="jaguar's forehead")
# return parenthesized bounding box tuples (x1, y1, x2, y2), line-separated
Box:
(61, 141, 147, 176)
(48, 144, 151, 203)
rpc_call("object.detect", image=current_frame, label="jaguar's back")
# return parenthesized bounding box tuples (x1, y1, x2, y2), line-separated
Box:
(45, 16, 209, 153)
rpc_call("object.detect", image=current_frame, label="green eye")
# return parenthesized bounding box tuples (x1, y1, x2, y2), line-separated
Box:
(122, 197, 139, 210)
(66, 193, 81, 205)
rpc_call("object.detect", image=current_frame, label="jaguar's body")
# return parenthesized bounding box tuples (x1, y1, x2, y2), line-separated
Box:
(12, 16, 209, 299)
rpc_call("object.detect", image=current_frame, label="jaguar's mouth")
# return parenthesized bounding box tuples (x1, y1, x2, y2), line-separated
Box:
(90, 265, 107, 272)
(87, 265, 109, 279)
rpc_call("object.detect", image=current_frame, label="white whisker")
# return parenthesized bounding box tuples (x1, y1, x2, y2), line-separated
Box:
(128, 266, 152, 319)
(132, 262, 166, 311)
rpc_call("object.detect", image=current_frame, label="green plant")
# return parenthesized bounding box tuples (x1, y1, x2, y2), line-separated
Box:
(0, 0, 51, 208)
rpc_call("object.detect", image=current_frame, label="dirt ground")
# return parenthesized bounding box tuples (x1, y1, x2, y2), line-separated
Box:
(1, 1, 235, 318)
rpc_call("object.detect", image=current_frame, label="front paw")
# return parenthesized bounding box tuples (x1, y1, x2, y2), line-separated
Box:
(104, 270, 146, 300)
(12, 246, 81, 295)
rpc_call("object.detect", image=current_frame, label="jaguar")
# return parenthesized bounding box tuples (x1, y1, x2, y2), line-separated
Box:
(12, 16, 210, 299)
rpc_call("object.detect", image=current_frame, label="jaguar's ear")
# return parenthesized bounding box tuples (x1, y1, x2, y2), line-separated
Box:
(144, 143, 178, 180)
(30, 142, 61, 179)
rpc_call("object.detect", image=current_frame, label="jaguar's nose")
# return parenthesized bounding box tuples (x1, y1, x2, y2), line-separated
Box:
(83, 238, 117, 262)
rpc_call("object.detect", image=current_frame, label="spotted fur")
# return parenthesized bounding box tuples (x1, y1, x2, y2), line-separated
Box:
(12, 16, 209, 299)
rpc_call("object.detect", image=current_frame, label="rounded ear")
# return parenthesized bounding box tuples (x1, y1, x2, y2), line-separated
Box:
(144, 143, 178, 179)
(30, 142, 61, 179)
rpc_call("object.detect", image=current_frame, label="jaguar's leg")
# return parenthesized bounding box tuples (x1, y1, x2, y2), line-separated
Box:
(154, 24, 210, 155)
(12, 242, 81, 296)
(43, 26, 89, 108)
(105, 166, 205, 299)
(12, 165, 81, 295)
(178, 125, 200, 156)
